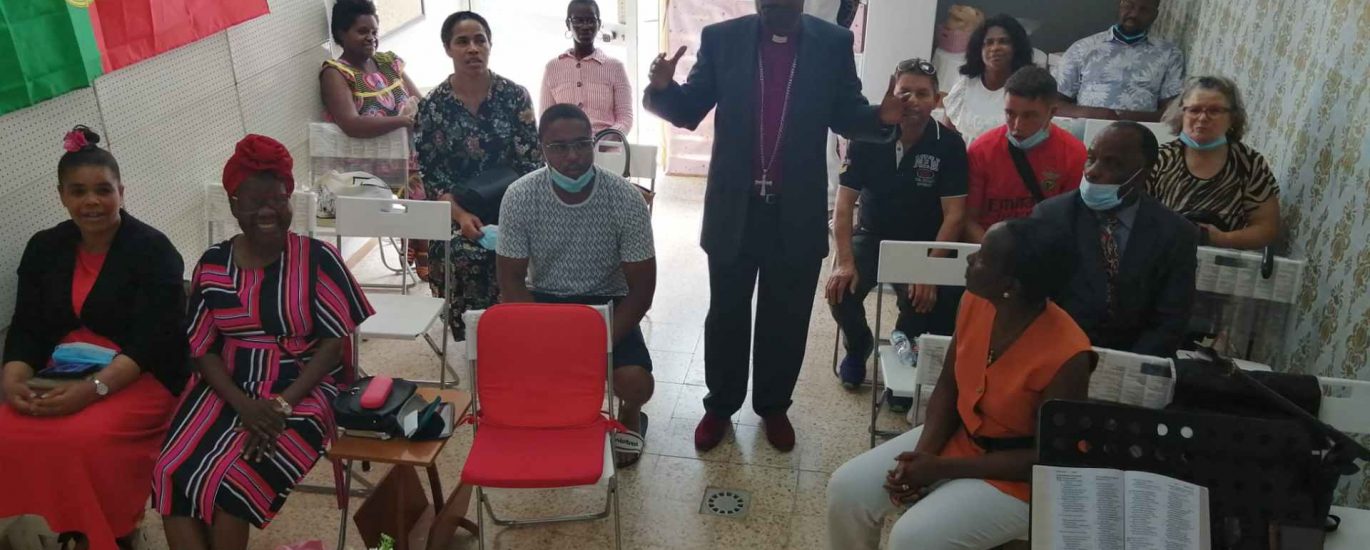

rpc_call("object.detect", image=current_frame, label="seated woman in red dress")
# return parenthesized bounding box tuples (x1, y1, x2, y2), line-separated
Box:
(0, 126, 187, 550)
(153, 135, 374, 550)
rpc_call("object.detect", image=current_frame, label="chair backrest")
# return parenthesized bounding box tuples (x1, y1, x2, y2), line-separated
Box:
(332, 196, 451, 240)
(467, 304, 612, 429)
(1082, 118, 1177, 146)
(204, 183, 317, 244)
(876, 241, 979, 286)
(593, 140, 658, 182)
(1317, 376, 1370, 434)
(308, 122, 409, 160)
(914, 333, 1173, 409)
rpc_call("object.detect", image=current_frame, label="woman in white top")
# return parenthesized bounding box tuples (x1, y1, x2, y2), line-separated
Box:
(942, 14, 1034, 143)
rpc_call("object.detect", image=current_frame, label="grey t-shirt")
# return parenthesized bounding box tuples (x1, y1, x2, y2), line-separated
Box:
(497, 167, 655, 297)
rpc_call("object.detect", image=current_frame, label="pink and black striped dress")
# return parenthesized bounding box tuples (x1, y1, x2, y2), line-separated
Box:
(152, 233, 373, 527)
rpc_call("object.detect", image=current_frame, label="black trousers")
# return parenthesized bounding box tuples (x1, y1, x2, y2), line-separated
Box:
(703, 200, 823, 417)
(829, 233, 961, 361)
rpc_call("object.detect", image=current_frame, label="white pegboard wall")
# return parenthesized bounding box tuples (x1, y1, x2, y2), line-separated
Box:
(0, 0, 337, 333)
(238, 46, 329, 151)
(0, 180, 70, 328)
(0, 89, 105, 199)
(228, 0, 330, 83)
(92, 34, 237, 140)
(112, 84, 247, 263)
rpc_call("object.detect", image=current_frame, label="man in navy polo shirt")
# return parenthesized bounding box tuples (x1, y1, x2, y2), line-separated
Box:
(826, 58, 969, 391)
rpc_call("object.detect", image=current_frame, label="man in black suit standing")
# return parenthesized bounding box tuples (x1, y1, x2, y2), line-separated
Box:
(1032, 121, 1198, 357)
(644, 0, 901, 452)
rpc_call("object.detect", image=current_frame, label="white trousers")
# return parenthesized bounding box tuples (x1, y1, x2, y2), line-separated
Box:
(826, 427, 1029, 550)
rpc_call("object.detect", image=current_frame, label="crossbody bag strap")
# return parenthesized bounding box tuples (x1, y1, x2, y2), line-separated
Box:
(1007, 143, 1047, 203)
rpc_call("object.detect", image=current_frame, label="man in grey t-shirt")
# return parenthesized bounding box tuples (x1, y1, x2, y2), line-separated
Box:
(496, 104, 657, 468)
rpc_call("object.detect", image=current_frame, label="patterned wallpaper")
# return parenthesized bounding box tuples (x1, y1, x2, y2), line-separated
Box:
(1154, 0, 1370, 508)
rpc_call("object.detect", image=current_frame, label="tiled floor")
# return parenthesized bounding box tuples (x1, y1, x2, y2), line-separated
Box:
(133, 175, 910, 549)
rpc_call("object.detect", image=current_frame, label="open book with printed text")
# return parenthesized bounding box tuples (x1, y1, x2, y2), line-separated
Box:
(1032, 465, 1211, 550)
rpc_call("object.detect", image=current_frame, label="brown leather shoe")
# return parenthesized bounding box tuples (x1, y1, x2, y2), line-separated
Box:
(694, 412, 731, 451)
(762, 413, 796, 452)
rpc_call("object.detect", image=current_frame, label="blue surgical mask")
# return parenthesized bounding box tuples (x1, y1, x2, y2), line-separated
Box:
(1079, 168, 1143, 211)
(1007, 126, 1050, 150)
(1179, 132, 1228, 151)
(477, 224, 499, 250)
(45, 342, 118, 374)
(548, 165, 596, 193)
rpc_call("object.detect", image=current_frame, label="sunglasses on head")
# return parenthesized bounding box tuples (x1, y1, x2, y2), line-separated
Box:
(896, 59, 937, 76)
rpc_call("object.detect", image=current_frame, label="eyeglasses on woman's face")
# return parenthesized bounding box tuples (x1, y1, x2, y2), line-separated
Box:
(1181, 105, 1231, 119)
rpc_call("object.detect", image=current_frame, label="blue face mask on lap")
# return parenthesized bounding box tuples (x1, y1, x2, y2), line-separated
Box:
(549, 165, 596, 193)
(1007, 126, 1050, 150)
(1079, 168, 1143, 211)
(1180, 132, 1228, 151)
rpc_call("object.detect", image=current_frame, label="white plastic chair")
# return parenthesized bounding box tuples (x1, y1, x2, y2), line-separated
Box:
(867, 241, 979, 447)
(593, 131, 658, 213)
(1317, 377, 1370, 549)
(333, 197, 459, 386)
(204, 182, 318, 245)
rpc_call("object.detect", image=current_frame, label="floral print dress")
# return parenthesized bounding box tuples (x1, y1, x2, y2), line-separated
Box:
(413, 72, 542, 336)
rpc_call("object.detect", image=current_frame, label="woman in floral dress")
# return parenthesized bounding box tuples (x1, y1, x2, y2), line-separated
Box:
(414, 11, 543, 337)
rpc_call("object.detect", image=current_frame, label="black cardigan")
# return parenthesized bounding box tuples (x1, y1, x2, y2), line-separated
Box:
(3, 211, 188, 394)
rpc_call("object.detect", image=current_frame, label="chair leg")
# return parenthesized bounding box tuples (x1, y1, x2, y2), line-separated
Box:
(475, 486, 486, 550)
(336, 460, 352, 550)
(831, 329, 841, 378)
(611, 477, 622, 550)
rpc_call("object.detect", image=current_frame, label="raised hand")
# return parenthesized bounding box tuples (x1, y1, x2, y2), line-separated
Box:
(648, 46, 687, 93)
(878, 75, 905, 126)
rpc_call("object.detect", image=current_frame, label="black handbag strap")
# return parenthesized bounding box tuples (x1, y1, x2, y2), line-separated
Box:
(1007, 143, 1047, 203)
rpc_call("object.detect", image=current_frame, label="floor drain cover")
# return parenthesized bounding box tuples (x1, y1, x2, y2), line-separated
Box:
(700, 487, 751, 518)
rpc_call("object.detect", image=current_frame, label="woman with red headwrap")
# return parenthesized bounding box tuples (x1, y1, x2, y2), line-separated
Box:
(152, 135, 374, 550)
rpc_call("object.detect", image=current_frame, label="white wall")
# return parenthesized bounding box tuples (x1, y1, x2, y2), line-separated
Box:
(0, 0, 329, 331)
(859, 0, 937, 103)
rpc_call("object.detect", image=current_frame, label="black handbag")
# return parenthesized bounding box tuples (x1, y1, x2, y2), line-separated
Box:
(333, 376, 418, 437)
(459, 165, 520, 224)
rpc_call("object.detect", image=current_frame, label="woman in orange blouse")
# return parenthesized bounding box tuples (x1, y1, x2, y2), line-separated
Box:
(827, 218, 1095, 550)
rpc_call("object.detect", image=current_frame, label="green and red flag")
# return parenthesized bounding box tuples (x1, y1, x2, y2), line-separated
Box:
(0, 0, 269, 115)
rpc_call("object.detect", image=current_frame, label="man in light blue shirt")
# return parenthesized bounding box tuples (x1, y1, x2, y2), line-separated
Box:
(1054, 0, 1184, 122)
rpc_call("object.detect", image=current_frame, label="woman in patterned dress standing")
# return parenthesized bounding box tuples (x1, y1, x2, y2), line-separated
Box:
(413, 11, 543, 338)
(153, 135, 374, 550)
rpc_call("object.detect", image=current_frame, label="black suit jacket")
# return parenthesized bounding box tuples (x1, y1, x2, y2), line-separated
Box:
(3, 212, 188, 394)
(644, 14, 892, 261)
(1031, 192, 1198, 357)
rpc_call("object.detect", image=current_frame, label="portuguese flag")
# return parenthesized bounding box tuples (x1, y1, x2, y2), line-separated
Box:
(0, 0, 269, 114)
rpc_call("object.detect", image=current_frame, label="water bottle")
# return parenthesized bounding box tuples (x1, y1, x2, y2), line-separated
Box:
(891, 330, 917, 366)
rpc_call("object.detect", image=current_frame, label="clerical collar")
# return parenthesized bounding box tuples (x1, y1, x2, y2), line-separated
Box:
(770, 34, 789, 44)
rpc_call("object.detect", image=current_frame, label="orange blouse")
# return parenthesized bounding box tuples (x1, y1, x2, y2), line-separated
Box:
(937, 292, 1092, 501)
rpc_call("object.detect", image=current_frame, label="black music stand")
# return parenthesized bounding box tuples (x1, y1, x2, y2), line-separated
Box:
(1036, 399, 1324, 549)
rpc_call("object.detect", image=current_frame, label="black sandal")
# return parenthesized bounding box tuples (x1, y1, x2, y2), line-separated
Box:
(613, 412, 648, 468)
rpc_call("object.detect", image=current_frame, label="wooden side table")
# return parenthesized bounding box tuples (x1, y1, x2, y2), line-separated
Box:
(329, 388, 477, 550)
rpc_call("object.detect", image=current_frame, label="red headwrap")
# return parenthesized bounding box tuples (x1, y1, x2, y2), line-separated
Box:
(222, 134, 294, 197)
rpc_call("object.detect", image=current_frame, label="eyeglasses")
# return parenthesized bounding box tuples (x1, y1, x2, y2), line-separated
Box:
(232, 193, 291, 209)
(895, 59, 937, 77)
(567, 16, 599, 26)
(1182, 105, 1231, 118)
(543, 138, 595, 155)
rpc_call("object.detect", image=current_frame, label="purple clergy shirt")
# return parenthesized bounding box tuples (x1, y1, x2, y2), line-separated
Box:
(753, 31, 799, 196)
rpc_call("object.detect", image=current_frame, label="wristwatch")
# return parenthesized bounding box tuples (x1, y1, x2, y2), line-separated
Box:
(91, 378, 109, 398)
(274, 395, 293, 416)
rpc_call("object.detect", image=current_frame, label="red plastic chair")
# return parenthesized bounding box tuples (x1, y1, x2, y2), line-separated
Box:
(460, 303, 623, 549)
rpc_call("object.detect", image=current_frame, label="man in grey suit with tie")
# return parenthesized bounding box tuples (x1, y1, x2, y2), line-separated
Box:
(1032, 121, 1198, 357)
(644, 0, 902, 452)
